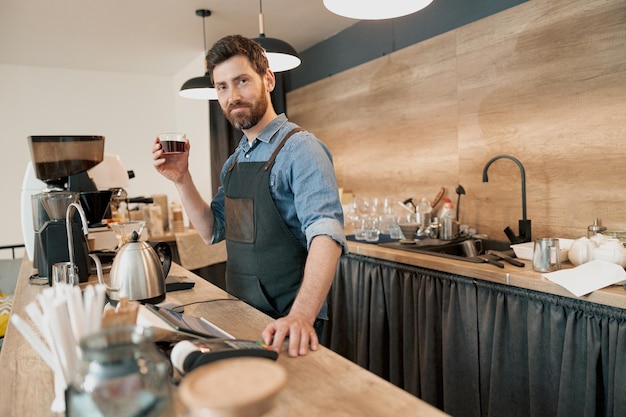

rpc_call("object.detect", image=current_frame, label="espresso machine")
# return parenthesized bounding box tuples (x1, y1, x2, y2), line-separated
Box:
(28, 135, 105, 284)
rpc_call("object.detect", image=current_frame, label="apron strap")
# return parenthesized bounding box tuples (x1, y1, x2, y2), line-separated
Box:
(263, 128, 304, 171)
(227, 153, 239, 173)
(227, 127, 304, 173)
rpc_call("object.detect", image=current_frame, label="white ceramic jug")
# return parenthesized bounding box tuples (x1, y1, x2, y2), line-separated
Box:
(568, 237, 596, 266)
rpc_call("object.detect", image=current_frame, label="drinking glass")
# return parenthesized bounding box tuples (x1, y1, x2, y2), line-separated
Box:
(364, 216, 380, 242)
(353, 215, 367, 240)
(354, 196, 372, 215)
(158, 132, 186, 154)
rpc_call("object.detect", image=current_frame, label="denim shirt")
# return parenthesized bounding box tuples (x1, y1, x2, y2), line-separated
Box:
(210, 114, 348, 255)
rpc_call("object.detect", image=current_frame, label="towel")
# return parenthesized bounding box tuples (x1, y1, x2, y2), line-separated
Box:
(543, 260, 626, 297)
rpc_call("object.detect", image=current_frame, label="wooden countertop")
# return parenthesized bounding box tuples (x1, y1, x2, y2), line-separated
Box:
(0, 258, 449, 417)
(347, 240, 626, 310)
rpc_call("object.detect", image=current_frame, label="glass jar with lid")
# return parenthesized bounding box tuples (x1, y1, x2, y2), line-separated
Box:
(587, 218, 607, 238)
(67, 325, 174, 417)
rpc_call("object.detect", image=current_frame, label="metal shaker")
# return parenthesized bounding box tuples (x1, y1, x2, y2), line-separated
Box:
(441, 217, 458, 240)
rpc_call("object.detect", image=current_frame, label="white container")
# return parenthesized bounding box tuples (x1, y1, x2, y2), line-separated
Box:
(511, 238, 573, 262)
(566, 234, 626, 267)
(593, 238, 626, 268)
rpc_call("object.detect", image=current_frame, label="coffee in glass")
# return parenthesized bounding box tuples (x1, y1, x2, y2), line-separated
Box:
(158, 132, 186, 154)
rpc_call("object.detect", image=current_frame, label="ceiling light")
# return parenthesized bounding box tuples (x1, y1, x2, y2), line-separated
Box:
(323, 0, 434, 20)
(252, 0, 301, 72)
(179, 9, 217, 100)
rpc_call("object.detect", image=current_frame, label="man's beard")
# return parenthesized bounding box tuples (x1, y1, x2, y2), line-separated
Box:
(224, 86, 269, 131)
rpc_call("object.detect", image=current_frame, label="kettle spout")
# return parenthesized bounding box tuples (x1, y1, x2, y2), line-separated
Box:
(89, 253, 118, 293)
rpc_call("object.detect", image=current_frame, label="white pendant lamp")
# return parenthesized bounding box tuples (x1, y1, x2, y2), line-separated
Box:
(252, 0, 301, 72)
(323, 0, 434, 20)
(179, 9, 218, 100)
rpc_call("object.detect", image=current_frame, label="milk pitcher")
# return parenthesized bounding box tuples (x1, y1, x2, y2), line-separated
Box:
(532, 238, 561, 272)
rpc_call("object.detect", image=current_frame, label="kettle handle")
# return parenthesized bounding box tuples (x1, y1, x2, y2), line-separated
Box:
(153, 242, 172, 278)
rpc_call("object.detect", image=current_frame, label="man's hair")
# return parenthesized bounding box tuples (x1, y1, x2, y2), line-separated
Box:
(206, 35, 269, 82)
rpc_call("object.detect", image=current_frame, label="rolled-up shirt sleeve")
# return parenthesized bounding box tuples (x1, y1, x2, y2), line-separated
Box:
(278, 132, 348, 255)
(306, 217, 348, 255)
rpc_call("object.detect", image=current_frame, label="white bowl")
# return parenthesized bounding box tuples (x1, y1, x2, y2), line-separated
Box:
(511, 238, 573, 262)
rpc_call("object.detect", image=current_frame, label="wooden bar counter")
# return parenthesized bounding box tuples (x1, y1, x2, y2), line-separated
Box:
(346, 240, 626, 309)
(0, 258, 449, 417)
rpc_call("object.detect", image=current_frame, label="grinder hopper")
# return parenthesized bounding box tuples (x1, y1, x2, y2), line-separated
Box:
(28, 135, 105, 189)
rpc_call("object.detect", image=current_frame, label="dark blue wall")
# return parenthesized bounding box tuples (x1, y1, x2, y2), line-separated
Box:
(288, 0, 527, 91)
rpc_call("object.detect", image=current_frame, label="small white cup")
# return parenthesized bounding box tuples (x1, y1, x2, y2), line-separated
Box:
(158, 132, 186, 154)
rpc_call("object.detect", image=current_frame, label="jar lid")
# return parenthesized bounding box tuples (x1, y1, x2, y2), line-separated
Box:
(588, 218, 607, 233)
(178, 357, 287, 416)
(80, 325, 153, 362)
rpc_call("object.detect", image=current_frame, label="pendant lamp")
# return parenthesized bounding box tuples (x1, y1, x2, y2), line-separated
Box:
(179, 9, 218, 100)
(323, 0, 434, 20)
(252, 0, 301, 72)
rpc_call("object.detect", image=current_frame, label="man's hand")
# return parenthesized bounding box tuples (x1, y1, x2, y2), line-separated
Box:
(152, 136, 191, 184)
(261, 235, 341, 358)
(261, 311, 319, 357)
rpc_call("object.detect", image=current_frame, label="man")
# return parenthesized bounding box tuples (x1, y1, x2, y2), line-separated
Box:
(152, 35, 347, 357)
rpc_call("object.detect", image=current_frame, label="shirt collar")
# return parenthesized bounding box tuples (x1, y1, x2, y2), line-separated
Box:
(239, 113, 288, 147)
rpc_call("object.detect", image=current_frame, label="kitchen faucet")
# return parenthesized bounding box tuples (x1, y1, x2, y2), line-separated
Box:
(482, 155, 531, 244)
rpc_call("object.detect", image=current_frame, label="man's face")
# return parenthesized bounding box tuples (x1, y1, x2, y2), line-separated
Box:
(213, 55, 271, 131)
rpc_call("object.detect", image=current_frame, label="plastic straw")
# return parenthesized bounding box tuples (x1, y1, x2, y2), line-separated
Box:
(83, 285, 95, 335)
(10, 315, 57, 371)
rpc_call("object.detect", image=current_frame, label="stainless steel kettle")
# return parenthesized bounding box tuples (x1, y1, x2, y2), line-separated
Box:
(94, 231, 171, 304)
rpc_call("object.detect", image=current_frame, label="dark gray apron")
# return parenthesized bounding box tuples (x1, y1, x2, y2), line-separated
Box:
(223, 128, 307, 318)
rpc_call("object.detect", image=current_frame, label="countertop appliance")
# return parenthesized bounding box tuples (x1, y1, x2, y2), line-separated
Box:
(21, 152, 131, 259)
(26, 135, 104, 283)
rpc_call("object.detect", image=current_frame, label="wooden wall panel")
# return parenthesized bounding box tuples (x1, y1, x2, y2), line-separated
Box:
(288, 0, 626, 241)
(289, 31, 460, 205)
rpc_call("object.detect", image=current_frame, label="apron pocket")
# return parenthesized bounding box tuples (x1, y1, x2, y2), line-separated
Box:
(226, 271, 280, 318)
(225, 197, 254, 243)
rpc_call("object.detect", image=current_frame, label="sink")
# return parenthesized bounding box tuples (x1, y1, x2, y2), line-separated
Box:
(378, 237, 514, 264)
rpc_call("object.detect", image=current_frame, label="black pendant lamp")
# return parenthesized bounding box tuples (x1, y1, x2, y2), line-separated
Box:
(179, 9, 217, 100)
(252, 0, 301, 72)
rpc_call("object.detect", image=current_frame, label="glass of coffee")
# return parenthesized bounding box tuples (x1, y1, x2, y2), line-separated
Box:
(158, 132, 186, 154)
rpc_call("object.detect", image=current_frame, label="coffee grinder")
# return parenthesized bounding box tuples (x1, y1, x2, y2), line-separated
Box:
(28, 135, 105, 284)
